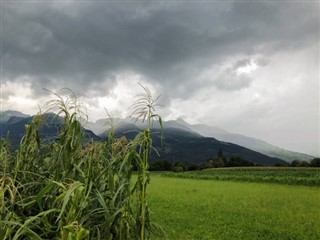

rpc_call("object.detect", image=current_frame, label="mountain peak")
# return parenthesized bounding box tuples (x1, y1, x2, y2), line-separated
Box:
(1, 110, 30, 117)
(0, 110, 30, 123)
(176, 117, 190, 126)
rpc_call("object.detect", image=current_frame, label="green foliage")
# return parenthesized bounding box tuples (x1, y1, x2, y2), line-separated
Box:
(173, 161, 189, 172)
(206, 158, 225, 168)
(130, 83, 163, 240)
(291, 160, 310, 167)
(163, 167, 320, 186)
(207, 150, 254, 168)
(0, 87, 164, 239)
(311, 158, 320, 167)
(226, 156, 255, 167)
(149, 160, 172, 171)
(172, 166, 184, 173)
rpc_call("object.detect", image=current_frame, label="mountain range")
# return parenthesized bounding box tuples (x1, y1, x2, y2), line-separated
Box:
(173, 118, 314, 163)
(81, 116, 313, 163)
(0, 111, 100, 147)
(0, 110, 314, 165)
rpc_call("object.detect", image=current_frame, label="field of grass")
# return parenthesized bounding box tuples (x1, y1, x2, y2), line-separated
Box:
(162, 167, 320, 186)
(148, 174, 320, 240)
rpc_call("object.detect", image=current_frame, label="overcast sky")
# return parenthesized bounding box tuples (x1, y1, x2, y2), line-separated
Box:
(1, 1, 319, 156)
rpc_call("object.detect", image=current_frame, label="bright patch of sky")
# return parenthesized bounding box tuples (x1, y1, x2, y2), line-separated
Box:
(236, 62, 258, 75)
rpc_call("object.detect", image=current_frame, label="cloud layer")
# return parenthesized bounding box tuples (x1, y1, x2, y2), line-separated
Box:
(1, 1, 319, 155)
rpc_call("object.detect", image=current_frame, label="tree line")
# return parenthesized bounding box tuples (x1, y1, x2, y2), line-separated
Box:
(149, 150, 320, 172)
(149, 149, 260, 172)
(286, 158, 320, 167)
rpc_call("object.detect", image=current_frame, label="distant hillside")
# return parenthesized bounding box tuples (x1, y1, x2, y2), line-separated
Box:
(0, 110, 30, 123)
(170, 117, 314, 162)
(97, 123, 286, 166)
(0, 113, 101, 147)
(1, 111, 304, 165)
(190, 125, 314, 163)
(79, 118, 119, 136)
(151, 128, 285, 166)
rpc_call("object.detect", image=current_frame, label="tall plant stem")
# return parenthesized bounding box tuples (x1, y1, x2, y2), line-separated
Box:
(130, 84, 162, 240)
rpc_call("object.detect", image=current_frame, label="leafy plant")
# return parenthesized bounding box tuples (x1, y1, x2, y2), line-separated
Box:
(130, 83, 163, 239)
(0, 85, 164, 239)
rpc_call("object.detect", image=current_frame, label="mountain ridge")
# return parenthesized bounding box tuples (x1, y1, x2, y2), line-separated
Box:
(0, 110, 313, 163)
(84, 116, 314, 162)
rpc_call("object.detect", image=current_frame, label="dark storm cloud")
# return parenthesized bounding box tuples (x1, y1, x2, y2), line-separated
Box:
(2, 1, 318, 98)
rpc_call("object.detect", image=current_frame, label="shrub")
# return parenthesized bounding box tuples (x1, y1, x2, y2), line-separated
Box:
(172, 166, 184, 172)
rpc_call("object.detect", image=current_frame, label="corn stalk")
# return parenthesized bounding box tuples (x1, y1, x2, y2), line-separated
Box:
(130, 83, 163, 240)
(0, 85, 165, 239)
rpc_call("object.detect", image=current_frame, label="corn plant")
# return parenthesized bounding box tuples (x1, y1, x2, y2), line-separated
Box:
(130, 83, 163, 240)
(0, 85, 164, 239)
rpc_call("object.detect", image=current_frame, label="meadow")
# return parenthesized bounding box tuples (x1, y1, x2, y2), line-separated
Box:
(148, 174, 320, 240)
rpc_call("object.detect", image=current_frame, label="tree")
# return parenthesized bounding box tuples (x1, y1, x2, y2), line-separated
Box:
(149, 160, 172, 171)
(173, 161, 189, 171)
(217, 149, 227, 163)
(310, 158, 320, 167)
(291, 160, 310, 167)
(226, 156, 254, 167)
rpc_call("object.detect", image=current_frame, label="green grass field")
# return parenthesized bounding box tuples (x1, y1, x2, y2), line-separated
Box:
(148, 174, 320, 240)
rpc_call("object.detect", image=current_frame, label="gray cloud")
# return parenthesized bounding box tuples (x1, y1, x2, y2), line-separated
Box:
(1, 1, 319, 156)
(213, 70, 253, 91)
(233, 59, 252, 69)
(2, 1, 318, 98)
(255, 58, 269, 67)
